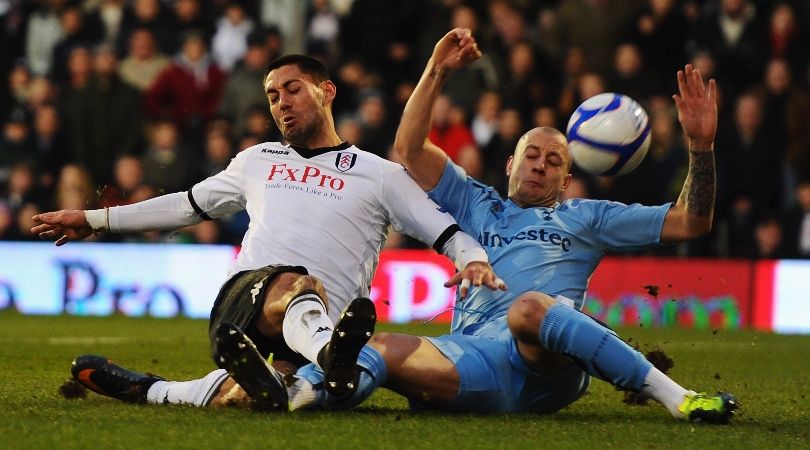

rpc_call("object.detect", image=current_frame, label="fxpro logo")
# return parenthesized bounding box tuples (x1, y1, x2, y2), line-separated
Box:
(479, 228, 571, 252)
(267, 163, 345, 191)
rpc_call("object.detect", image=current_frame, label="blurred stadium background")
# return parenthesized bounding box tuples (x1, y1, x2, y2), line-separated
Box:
(2, 0, 810, 332)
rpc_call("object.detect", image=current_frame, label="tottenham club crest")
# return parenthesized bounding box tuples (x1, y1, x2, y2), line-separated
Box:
(335, 152, 357, 172)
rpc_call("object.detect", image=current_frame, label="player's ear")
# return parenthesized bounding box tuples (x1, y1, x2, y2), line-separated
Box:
(321, 80, 337, 106)
(505, 155, 514, 176)
(561, 173, 573, 191)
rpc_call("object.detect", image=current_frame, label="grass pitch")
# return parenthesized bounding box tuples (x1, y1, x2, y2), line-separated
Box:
(1, 311, 808, 449)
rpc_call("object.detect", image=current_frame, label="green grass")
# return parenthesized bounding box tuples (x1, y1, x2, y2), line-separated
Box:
(1, 311, 808, 449)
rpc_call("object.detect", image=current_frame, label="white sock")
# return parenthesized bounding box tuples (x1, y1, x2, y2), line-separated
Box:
(288, 377, 324, 411)
(145, 369, 228, 407)
(282, 293, 334, 367)
(640, 366, 691, 418)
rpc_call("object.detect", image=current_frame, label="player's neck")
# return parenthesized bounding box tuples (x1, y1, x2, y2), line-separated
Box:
(289, 130, 343, 151)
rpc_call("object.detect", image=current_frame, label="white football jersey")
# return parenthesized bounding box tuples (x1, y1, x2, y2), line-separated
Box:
(188, 142, 458, 318)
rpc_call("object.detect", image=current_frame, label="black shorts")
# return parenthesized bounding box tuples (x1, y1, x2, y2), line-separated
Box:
(208, 264, 310, 368)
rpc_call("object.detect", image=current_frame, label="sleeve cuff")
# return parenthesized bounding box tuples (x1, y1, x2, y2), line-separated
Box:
(85, 209, 108, 231)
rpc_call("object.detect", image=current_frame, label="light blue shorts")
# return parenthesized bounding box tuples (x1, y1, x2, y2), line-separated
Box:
(417, 318, 590, 414)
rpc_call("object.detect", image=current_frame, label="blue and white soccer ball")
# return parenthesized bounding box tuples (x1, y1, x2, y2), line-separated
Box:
(565, 93, 651, 177)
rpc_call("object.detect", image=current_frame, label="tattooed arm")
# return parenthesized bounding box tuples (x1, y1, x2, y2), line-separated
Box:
(660, 64, 718, 243)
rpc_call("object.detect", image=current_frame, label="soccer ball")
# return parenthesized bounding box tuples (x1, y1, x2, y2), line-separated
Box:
(565, 93, 651, 176)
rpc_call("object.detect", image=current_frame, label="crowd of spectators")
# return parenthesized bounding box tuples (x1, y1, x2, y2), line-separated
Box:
(1, 0, 809, 259)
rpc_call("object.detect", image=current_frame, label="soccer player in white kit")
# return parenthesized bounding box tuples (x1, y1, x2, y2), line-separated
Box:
(32, 54, 504, 410)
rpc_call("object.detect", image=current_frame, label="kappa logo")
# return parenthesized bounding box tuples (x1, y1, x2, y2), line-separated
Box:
(335, 152, 357, 172)
(250, 280, 264, 304)
(261, 148, 289, 155)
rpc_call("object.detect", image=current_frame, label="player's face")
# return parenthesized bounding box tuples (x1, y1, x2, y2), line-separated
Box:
(265, 64, 331, 146)
(506, 128, 572, 208)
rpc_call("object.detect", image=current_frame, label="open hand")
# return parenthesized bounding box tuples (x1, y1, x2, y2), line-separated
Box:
(31, 210, 94, 246)
(444, 261, 507, 299)
(673, 64, 717, 151)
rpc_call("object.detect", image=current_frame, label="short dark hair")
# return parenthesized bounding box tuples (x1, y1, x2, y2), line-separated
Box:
(264, 54, 328, 82)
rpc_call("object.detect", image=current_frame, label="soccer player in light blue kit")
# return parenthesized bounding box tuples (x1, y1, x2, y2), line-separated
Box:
(273, 28, 736, 422)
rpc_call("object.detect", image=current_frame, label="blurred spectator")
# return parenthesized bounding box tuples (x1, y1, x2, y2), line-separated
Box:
(9, 202, 41, 241)
(260, 0, 306, 55)
(1, 162, 46, 213)
(237, 133, 261, 152)
(559, 72, 608, 119)
(428, 95, 479, 171)
(532, 106, 559, 129)
(608, 43, 659, 100)
(30, 102, 70, 189)
(546, 0, 640, 75)
(0, 108, 32, 175)
(211, 1, 254, 72)
(766, 2, 807, 81)
(751, 215, 789, 259)
(170, 0, 215, 51)
(611, 111, 687, 207)
(340, 0, 420, 87)
(0, 0, 28, 119)
(337, 116, 363, 146)
(6, 61, 32, 115)
(0, 201, 13, 240)
(118, 28, 170, 91)
(442, 4, 501, 114)
(85, 0, 129, 48)
(716, 92, 782, 218)
(64, 44, 143, 185)
(25, 0, 65, 76)
(758, 58, 810, 206)
(501, 41, 557, 123)
(54, 163, 96, 211)
(242, 104, 279, 143)
(483, 108, 523, 195)
(218, 30, 271, 135)
(24, 76, 57, 114)
(628, 0, 689, 93)
(141, 120, 193, 193)
(693, 0, 767, 98)
(146, 30, 226, 138)
(783, 178, 810, 258)
(331, 58, 374, 116)
(99, 154, 148, 207)
(50, 5, 100, 86)
(64, 45, 93, 91)
(305, 0, 340, 59)
(471, 91, 502, 149)
(124, 0, 176, 56)
(198, 126, 233, 178)
(356, 90, 394, 157)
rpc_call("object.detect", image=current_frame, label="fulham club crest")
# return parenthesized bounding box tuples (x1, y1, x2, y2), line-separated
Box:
(335, 152, 357, 172)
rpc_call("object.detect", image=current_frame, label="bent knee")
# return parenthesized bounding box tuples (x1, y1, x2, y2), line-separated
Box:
(273, 272, 324, 293)
(368, 332, 398, 351)
(507, 292, 556, 340)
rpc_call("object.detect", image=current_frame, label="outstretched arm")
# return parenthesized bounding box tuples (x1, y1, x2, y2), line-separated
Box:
(394, 28, 481, 191)
(660, 64, 718, 243)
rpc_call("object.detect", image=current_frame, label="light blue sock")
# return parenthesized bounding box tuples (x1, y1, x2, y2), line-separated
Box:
(294, 345, 387, 410)
(539, 303, 651, 390)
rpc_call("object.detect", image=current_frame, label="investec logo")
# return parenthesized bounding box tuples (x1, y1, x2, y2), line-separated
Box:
(479, 228, 572, 252)
(267, 163, 345, 190)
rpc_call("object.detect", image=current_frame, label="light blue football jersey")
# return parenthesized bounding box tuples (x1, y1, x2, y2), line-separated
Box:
(428, 160, 671, 335)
